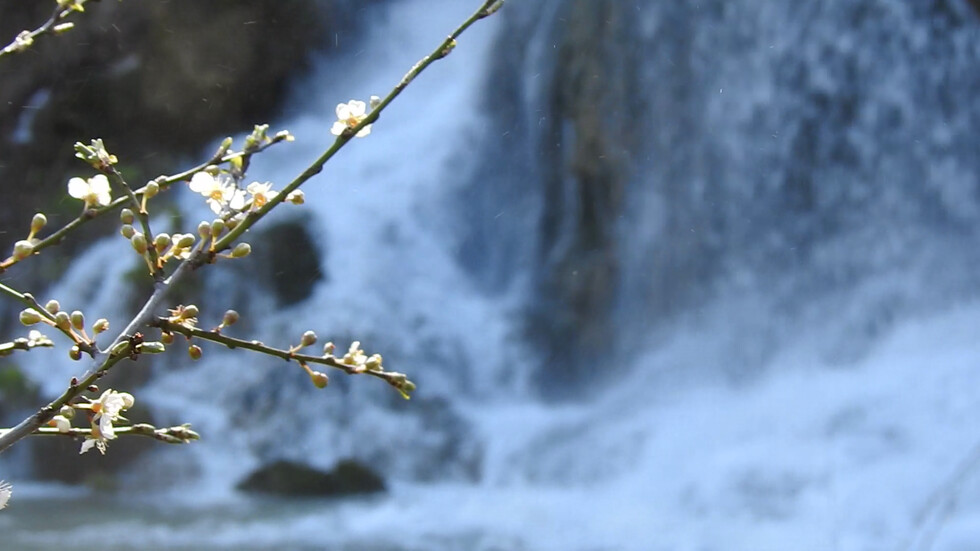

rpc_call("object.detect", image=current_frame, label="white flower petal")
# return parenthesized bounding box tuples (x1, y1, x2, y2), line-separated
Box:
(189, 172, 215, 194)
(330, 121, 347, 136)
(79, 438, 97, 454)
(88, 174, 111, 194)
(347, 100, 366, 117)
(67, 177, 88, 199)
(336, 103, 351, 120)
(356, 124, 372, 138)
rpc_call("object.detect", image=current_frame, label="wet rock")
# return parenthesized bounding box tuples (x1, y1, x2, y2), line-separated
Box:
(237, 458, 386, 497)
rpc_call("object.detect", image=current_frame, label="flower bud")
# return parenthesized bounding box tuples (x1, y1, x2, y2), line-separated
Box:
(120, 224, 136, 239)
(92, 318, 109, 334)
(188, 344, 202, 360)
(59, 405, 75, 419)
(365, 354, 383, 371)
(310, 371, 329, 389)
(50, 415, 71, 432)
(369, 95, 382, 109)
(13, 240, 34, 260)
(300, 330, 317, 347)
(144, 181, 160, 199)
(139, 342, 166, 354)
(68, 345, 82, 361)
(222, 310, 239, 326)
(197, 221, 212, 239)
(120, 208, 135, 225)
(231, 243, 251, 258)
(31, 213, 47, 234)
(153, 233, 171, 253)
(44, 300, 60, 314)
(210, 219, 225, 238)
(322, 342, 335, 355)
(19, 308, 42, 326)
(286, 190, 305, 205)
(181, 305, 199, 319)
(175, 233, 196, 249)
(54, 311, 71, 331)
(160, 332, 174, 345)
(70, 310, 85, 331)
(131, 232, 147, 254)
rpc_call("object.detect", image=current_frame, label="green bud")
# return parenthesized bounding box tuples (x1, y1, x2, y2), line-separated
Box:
(300, 330, 317, 347)
(182, 305, 199, 319)
(144, 181, 160, 199)
(286, 190, 305, 205)
(211, 219, 226, 238)
(13, 240, 34, 260)
(139, 342, 166, 354)
(110, 340, 131, 357)
(188, 344, 202, 360)
(153, 233, 172, 253)
(54, 311, 71, 331)
(222, 310, 239, 326)
(70, 310, 84, 331)
(175, 233, 196, 249)
(231, 243, 251, 258)
(19, 308, 42, 326)
(310, 371, 329, 389)
(45, 300, 60, 314)
(160, 332, 174, 345)
(120, 224, 136, 239)
(322, 342, 335, 355)
(31, 213, 47, 233)
(92, 318, 109, 334)
(68, 345, 82, 361)
(131, 232, 147, 254)
(197, 221, 212, 239)
(59, 405, 74, 419)
(120, 208, 135, 224)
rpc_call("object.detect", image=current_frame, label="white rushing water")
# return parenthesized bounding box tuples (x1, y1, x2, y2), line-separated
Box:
(6, 1, 980, 550)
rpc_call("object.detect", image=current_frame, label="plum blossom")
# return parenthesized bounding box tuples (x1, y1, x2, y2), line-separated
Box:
(189, 172, 245, 214)
(331, 100, 372, 138)
(80, 389, 134, 455)
(246, 182, 277, 210)
(67, 174, 112, 207)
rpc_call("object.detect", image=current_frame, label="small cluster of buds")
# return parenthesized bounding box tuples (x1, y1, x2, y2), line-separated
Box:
(19, 300, 107, 359)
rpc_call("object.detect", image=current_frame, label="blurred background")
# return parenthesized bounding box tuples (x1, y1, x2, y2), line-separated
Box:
(2, 0, 980, 549)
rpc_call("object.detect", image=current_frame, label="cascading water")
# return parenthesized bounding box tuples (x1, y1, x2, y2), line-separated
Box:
(6, 1, 980, 549)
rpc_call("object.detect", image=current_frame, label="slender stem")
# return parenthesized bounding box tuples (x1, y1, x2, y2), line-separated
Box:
(154, 318, 414, 389)
(1, 423, 199, 444)
(107, 166, 163, 282)
(0, 4, 75, 59)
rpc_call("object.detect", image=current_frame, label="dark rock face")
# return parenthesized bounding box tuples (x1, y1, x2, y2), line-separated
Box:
(0, 0, 373, 254)
(237, 459, 385, 497)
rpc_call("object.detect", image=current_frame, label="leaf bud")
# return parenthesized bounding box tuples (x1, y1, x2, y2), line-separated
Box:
(54, 311, 71, 331)
(92, 318, 109, 334)
(131, 232, 147, 254)
(231, 243, 251, 258)
(310, 371, 329, 389)
(45, 300, 60, 314)
(188, 344, 202, 360)
(139, 342, 166, 354)
(120, 224, 136, 239)
(70, 310, 85, 331)
(109, 340, 131, 356)
(19, 308, 42, 326)
(31, 213, 47, 233)
(300, 330, 317, 347)
(222, 310, 239, 326)
(120, 208, 135, 224)
(13, 240, 34, 260)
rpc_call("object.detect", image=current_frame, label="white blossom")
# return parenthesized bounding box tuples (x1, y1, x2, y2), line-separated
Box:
(189, 172, 246, 214)
(67, 174, 112, 207)
(331, 100, 372, 138)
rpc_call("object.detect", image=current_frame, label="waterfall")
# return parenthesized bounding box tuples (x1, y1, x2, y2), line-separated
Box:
(6, 1, 980, 549)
